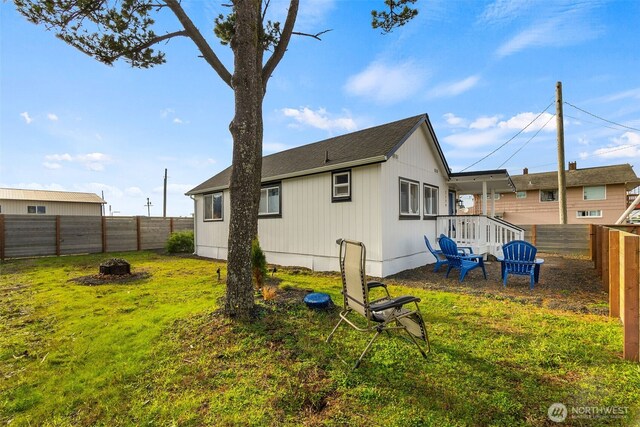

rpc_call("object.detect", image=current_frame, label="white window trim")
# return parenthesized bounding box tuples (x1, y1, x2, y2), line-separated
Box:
(203, 192, 223, 222)
(576, 210, 603, 218)
(399, 178, 420, 218)
(583, 185, 606, 201)
(516, 191, 527, 199)
(259, 184, 281, 217)
(540, 189, 558, 202)
(27, 205, 46, 214)
(423, 184, 438, 217)
(332, 170, 351, 202)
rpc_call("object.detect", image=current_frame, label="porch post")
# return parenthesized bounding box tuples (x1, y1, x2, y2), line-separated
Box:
(490, 188, 496, 218)
(482, 181, 488, 216)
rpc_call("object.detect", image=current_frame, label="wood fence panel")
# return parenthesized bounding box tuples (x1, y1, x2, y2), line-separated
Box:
(609, 229, 621, 318)
(60, 216, 103, 255)
(4, 215, 57, 257)
(172, 218, 194, 232)
(623, 235, 639, 361)
(522, 224, 590, 255)
(140, 217, 171, 250)
(104, 217, 138, 252)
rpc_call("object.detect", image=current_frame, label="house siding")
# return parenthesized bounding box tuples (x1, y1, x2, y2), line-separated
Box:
(380, 126, 450, 276)
(194, 163, 385, 276)
(0, 200, 103, 216)
(479, 184, 628, 224)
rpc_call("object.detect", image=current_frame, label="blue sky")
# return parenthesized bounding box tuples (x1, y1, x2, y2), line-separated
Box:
(1, 0, 639, 216)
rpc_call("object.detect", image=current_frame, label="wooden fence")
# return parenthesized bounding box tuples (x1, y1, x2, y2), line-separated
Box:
(592, 225, 640, 361)
(520, 224, 590, 256)
(0, 215, 193, 260)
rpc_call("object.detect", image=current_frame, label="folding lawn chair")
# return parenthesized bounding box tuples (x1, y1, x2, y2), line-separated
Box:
(326, 239, 430, 369)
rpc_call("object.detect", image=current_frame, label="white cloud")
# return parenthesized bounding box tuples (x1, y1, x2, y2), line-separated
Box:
(160, 108, 174, 118)
(429, 75, 480, 98)
(125, 187, 144, 197)
(443, 113, 467, 127)
(470, 115, 500, 130)
(479, 0, 535, 25)
(44, 152, 111, 171)
(47, 113, 59, 121)
(281, 107, 358, 133)
(152, 183, 193, 195)
(591, 132, 640, 159)
(173, 118, 184, 124)
(20, 112, 33, 124)
(344, 60, 427, 104)
(498, 112, 556, 133)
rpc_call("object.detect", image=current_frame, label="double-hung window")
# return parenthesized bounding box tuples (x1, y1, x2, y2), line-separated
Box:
(583, 185, 606, 200)
(332, 170, 351, 202)
(204, 192, 223, 221)
(259, 183, 281, 217)
(27, 205, 46, 214)
(577, 210, 602, 218)
(423, 184, 438, 218)
(399, 178, 420, 218)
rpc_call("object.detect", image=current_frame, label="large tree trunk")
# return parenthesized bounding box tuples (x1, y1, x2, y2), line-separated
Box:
(225, 0, 264, 318)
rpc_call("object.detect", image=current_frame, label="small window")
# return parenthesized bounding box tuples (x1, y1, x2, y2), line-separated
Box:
(516, 191, 527, 199)
(584, 185, 606, 200)
(577, 210, 602, 218)
(493, 193, 501, 200)
(540, 189, 558, 202)
(27, 205, 46, 214)
(423, 184, 438, 217)
(259, 184, 281, 217)
(204, 192, 223, 221)
(332, 170, 351, 202)
(399, 178, 420, 218)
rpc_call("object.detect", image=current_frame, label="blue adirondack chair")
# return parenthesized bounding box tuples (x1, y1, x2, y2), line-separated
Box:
(500, 240, 542, 290)
(424, 235, 474, 272)
(438, 235, 487, 282)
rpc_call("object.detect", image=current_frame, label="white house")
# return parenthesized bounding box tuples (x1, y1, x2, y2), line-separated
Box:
(187, 114, 518, 277)
(0, 188, 105, 216)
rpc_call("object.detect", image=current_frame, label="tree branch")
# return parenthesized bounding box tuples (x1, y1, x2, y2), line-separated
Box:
(291, 29, 332, 41)
(104, 30, 188, 63)
(262, 0, 298, 89)
(164, 0, 232, 88)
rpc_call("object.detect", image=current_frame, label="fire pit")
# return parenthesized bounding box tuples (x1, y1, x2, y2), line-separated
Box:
(99, 258, 131, 275)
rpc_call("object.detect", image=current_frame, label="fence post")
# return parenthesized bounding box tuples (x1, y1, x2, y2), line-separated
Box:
(623, 235, 639, 361)
(170, 217, 174, 234)
(136, 216, 142, 251)
(589, 224, 596, 261)
(609, 229, 621, 318)
(102, 216, 107, 253)
(55, 215, 61, 256)
(0, 214, 5, 261)
(602, 227, 610, 291)
(595, 226, 603, 276)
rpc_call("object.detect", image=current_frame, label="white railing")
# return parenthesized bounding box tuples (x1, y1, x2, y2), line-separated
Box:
(436, 215, 524, 258)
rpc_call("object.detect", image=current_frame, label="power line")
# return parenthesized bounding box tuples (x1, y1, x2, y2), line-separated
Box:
(498, 113, 556, 168)
(564, 114, 623, 131)
(460, 102, 554, 172)
(564, 101, 640, 132)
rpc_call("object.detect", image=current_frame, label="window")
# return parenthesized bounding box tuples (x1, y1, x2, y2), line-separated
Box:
(493, 193, 501, 200)
(204, 192, 223, 221)
(399, 178, 419, 218)
(516, 191, 527, 199)
(332, 170, 351, 202)
(27, 205, 46, 214)
(577, 210, 602, 218)
(540, 189, 558, 202)
(259, 184, 281, 217)
(423, 184, 438, 217)
(584, 185, 606, 200)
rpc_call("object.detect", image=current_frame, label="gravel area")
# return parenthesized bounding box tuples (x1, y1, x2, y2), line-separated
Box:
(387, 253, 609, 315)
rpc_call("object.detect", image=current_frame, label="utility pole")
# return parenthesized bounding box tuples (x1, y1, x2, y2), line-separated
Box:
(163, 168, 168, 218)
(556, 81, 567, 224)
(145, 198, 153, 217)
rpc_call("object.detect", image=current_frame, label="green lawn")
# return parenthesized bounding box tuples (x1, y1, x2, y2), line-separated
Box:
(1, 252, 639, 426)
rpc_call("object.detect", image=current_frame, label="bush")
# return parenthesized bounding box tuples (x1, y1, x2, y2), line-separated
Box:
(251, 237, 268, 289)
(166, 231, 194, 254)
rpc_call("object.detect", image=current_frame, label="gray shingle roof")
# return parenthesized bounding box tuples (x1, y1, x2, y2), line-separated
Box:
(188, 114, 446, 194)
(511, 164, 640, 191)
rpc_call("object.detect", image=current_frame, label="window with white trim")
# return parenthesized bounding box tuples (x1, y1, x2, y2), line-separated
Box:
(493, 193, 501, 200)
(27, 205, 46, 214)
(516, 191, 527, 199)
(399, 178, 420, 217)
(583, 185, 606, 200)
(332, 170, 351, 202)
(204, 192, 223, 221)
(259, 184, 280, 216)
(540, 189, 558, 202)
(577, 210, 602, 218)
(423, 184, 438, 217)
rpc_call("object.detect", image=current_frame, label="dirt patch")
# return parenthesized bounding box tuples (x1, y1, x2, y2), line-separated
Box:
(69, 271, 151, 286)
(387, 253, 609, 315)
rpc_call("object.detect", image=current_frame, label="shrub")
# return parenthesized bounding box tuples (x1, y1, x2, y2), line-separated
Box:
(251, 237, 268, 289)
(166, 231, 194, 254)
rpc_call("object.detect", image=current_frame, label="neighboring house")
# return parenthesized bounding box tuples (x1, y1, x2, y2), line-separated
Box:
(0, 188, 106, 216)
(187, 114, 515, 277)
(469, 162, 640, 224)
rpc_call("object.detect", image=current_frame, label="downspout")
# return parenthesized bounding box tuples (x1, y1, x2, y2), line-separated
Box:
(189, 195, 198, 255)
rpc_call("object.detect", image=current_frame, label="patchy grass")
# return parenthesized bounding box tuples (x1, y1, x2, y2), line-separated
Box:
(1, 252, 639, 426)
